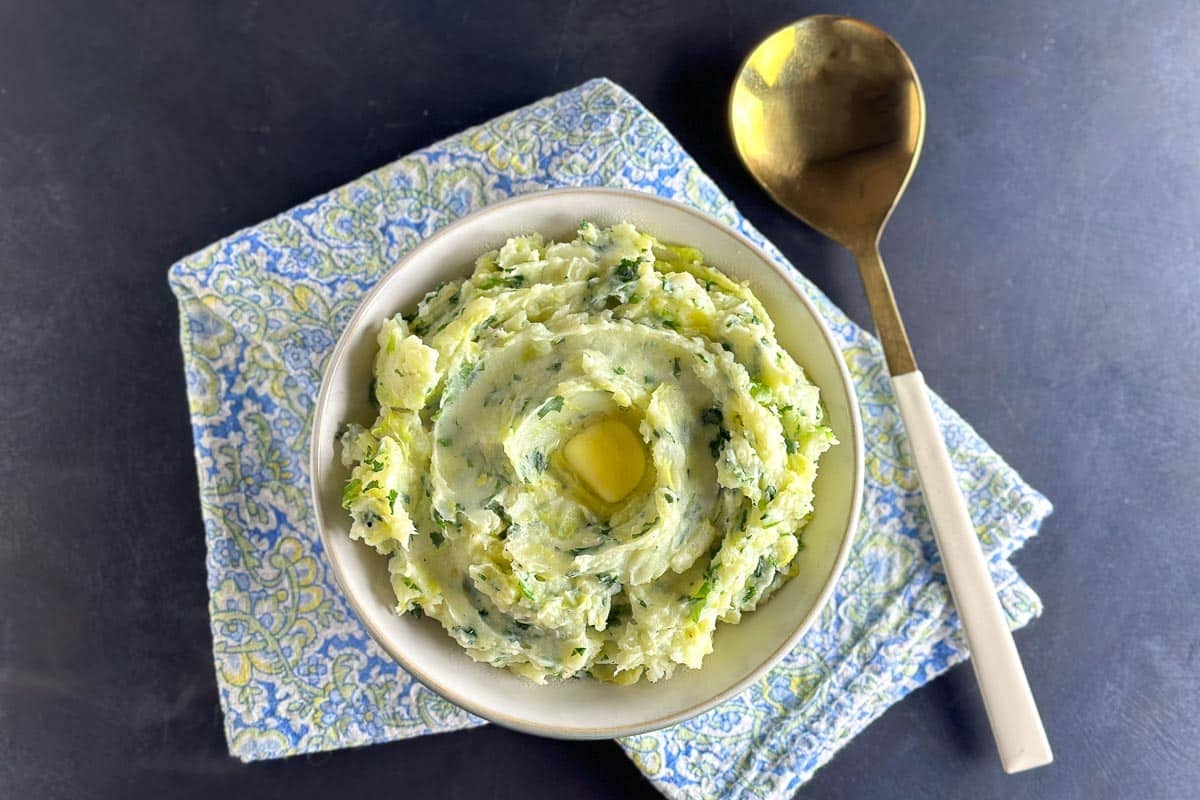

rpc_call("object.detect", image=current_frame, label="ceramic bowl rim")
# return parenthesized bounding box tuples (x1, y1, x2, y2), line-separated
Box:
(309, 187, 864, 739)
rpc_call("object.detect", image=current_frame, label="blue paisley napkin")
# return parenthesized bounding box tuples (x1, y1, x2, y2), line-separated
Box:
(169, 78, 1051, 799)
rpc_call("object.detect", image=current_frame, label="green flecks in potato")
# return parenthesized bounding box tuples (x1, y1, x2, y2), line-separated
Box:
(339, 222, 835, 684)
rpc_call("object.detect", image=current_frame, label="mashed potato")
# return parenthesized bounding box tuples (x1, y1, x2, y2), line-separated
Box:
(340, 222, 835, 683)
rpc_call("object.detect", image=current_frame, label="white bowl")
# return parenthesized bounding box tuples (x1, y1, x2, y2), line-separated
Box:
(310, 188, 863, 738)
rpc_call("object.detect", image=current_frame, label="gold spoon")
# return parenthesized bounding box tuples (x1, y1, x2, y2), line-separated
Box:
(731, 15, 1052, 773)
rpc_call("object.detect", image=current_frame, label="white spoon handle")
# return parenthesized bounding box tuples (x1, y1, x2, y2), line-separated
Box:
(891, 371, 1053, 773)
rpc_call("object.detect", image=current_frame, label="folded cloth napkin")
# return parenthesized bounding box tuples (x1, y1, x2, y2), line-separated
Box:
(169, 78, 1051, 799)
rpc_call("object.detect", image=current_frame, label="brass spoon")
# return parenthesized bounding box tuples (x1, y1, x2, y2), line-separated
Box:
(731, 15, 1052, 773)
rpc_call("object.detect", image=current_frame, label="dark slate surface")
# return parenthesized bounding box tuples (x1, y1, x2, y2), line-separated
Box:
(1, 2, 1197, 798)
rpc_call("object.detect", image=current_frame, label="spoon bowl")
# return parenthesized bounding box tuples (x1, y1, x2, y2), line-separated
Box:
(731, 16, 924, 250)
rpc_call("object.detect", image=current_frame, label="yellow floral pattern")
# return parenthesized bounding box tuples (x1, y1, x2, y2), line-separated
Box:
(169, 80, 1051, 796)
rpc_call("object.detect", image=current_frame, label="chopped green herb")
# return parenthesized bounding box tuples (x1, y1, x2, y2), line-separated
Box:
(430, 530, 445, 547)
(363, 480, 381, 492)
(477, 273, 525, 290)
(689, 578, 716, 622)
(749, 379, 771, 403)
(615, 258, 639, 282)
(614, 365, 626, 375)
(537, 395, 564, 418)
(708, 427, 730, 459)
(437, 437, 453, 447)
(634, 516, 659, 538)
(341, 478, 362, 510)
(572, 647, 586, 656)
(387, 489, 398, 513)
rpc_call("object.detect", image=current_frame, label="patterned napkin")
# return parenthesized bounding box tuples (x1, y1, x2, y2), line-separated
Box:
(169, 78, 1051, 799)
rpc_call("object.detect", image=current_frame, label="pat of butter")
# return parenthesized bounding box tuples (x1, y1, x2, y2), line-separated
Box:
(562, 419, 646, 504)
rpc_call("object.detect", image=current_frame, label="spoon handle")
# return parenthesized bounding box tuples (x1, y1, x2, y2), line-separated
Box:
(890, 369, 1053, 773)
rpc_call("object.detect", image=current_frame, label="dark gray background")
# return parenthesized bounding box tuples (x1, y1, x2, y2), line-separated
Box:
(2, 1, 1197, 798)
